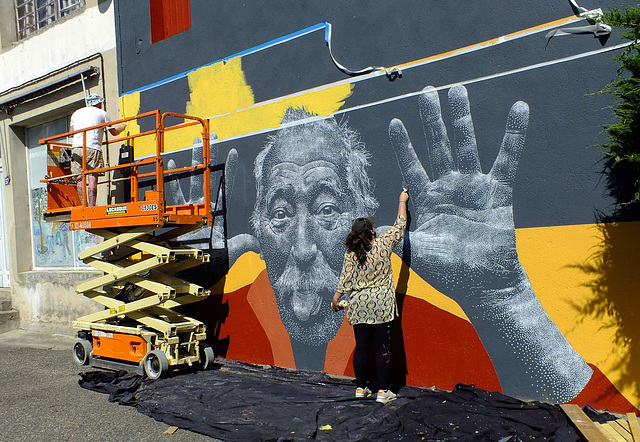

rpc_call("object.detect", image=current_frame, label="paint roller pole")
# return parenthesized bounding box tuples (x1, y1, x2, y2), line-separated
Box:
(80, 73, 89, 106)
(0, 125, 9, 185)
(103, 100, 112, 205)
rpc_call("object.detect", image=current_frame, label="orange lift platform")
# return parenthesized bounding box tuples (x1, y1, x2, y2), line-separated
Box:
(40, 110, 219, 379)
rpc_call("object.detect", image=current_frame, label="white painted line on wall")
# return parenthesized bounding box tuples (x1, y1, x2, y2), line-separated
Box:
(205, 40, 632, 147)
(123, 14, 589, 98)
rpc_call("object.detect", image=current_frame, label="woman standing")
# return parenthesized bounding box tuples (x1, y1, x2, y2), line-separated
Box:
(331, 190, 408, 404)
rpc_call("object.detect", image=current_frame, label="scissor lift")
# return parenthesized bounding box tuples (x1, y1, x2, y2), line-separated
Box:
(40, 110, 218, 379)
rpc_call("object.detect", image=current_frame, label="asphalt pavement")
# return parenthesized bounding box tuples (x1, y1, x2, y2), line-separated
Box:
(0, 328, 218, 442)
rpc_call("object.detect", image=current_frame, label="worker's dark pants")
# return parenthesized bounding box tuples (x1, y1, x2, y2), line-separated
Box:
(353, 322, 392, 391)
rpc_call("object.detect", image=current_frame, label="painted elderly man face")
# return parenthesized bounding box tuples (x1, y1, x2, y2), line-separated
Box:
(253, 113, 376, 346)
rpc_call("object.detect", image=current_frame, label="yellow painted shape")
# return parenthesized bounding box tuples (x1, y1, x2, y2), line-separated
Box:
(186, 58, 353, 142)
(161, 58, 256, 152)
(206, 82, 353, 142)
(118, 91, 141, 141)
(138, 57, 352, 156)
(211, 252, 265, 294)
(186, 58, 254, 121)
(516, 224, 610, 355)
(118, 91, 163, 158)
(517, 222, 640, 408)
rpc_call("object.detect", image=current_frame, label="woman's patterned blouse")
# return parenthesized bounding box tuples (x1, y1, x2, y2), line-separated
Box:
(336, 215, 407, 325)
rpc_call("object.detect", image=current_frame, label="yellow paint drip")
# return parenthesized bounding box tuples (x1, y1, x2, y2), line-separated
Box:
(163, 57, 352, 154)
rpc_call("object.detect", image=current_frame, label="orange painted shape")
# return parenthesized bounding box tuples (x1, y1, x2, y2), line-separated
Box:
(92, 332, 148, 363)
(246, 270, 295, 369)
(216, 285, 276, 367)
(324, 316, 355, 375)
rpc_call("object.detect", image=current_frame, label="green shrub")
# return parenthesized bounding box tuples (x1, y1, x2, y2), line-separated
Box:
(601, 5, 640, 203)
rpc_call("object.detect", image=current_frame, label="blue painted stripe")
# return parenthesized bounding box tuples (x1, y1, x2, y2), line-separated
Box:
(222, 22, 328, 62)
(122, 22, 329, 96)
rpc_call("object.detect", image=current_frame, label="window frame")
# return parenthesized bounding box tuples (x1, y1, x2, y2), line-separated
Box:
(25, 115, 90, 270)
(14, 0, 85, 40)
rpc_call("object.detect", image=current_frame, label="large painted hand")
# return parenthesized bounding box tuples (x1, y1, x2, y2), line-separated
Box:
(389, 85, 592, 402)
(389, 85, 528, 303)
(167, 135, 258, 265)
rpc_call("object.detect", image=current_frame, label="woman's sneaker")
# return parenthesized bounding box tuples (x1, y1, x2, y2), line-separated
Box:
(355, 387, 372, 398)
(376, 389, 397, 404)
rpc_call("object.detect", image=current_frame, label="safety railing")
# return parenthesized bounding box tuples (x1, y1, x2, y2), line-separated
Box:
(39, 110, 212, 230)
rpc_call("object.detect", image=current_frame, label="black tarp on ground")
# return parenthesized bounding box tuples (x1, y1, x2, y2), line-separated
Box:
(79, 360, 604, 441)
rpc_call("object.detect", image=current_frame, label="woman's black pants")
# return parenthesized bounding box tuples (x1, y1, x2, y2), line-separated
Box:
(352, 322, 392, 390)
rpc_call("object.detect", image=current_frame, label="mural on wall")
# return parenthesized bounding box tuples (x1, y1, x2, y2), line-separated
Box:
(114, 0, 640, 412)
(386, 85, 591, 403)
(163, 84, 635, 412)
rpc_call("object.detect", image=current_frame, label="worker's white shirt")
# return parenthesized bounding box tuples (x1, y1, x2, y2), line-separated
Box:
(70, 106, 112, 150)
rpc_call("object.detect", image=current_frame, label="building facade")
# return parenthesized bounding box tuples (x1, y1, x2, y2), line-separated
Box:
(0, 0, 121, 330)
(1, 0, 639, 413)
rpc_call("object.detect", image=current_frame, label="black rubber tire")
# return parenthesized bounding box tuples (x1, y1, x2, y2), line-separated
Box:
(143, 350, 169, 380)
(200, 343, 215, 370)
(72, 339, 92, 366)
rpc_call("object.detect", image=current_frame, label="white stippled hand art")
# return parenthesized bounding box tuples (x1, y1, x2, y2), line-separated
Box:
(167, 135, 257, 264)
(389, 84, 592, 402)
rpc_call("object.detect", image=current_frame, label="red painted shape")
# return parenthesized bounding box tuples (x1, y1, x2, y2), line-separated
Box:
(569, 364, 639, 414)
(400, 295, 502, 392)
(150, 0, 191, 44)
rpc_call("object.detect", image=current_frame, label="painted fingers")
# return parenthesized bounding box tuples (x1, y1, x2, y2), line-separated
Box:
(390, 84, 528, 189)
(489, 101, 529, 187)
